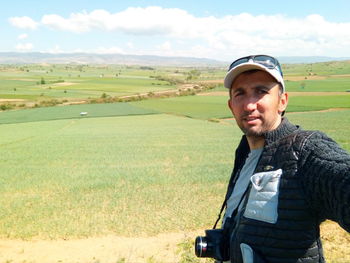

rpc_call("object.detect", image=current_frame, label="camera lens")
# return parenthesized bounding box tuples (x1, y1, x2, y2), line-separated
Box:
(195, 236, 208, 257)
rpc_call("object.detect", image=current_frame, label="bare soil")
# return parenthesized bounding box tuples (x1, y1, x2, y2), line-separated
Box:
(0, 231, 199, 263)
(52, 82, 77, 87)
(197, 91, 228, 96)
(0, 223, 349, 263)
(0, 99, 26, 102)
(284, 75, 327, 81)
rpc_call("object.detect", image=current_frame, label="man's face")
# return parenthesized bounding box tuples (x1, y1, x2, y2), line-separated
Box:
(228, 70, 288, 138)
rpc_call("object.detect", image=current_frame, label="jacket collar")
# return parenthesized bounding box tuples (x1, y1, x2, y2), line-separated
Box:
(263, 117, 299, 145)
(238, 117, 299, 152)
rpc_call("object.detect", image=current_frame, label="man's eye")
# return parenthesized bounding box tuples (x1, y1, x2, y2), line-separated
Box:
(258, 89, 268, 94)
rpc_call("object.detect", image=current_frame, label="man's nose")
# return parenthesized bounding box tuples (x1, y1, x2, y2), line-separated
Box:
(243, 98, 258, 111)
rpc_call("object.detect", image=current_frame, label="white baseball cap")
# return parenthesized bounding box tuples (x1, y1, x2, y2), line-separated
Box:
(224, 55, 285, 93)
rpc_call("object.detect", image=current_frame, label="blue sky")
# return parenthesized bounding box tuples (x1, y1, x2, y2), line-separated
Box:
(2, 0, 350, 61)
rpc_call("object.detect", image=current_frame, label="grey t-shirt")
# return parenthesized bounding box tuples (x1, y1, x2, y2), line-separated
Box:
(223, 148, 263, 223)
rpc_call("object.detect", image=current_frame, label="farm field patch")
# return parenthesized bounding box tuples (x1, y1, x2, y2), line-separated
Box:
(130, 92, 350, 120)
(0, 114, 238, 239)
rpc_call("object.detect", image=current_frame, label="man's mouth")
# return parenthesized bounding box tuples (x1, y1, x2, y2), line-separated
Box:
(243, 115, 261, 124)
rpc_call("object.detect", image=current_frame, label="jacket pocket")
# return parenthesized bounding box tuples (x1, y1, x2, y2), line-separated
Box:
(240, 243, 254, 263)
(243, 169, 282, 224)
(240, 243, 267, 263)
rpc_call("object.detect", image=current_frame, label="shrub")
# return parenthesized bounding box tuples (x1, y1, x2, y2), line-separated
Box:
(0, 104, 14, 111)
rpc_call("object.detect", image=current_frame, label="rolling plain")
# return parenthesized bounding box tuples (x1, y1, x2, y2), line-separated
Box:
(0, 61, 350, 263)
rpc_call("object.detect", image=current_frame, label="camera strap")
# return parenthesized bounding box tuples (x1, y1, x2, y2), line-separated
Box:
(213, 173, 250, 229)
(213, 199, 227, 229)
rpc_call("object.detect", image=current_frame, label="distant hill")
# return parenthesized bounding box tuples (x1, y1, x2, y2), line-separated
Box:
(0, 52, 349, 66)
(0, 52, 225, 67)
(278, 56, 350, 64)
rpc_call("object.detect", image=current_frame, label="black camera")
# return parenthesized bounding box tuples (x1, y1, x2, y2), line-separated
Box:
(195, 229, 229, 261)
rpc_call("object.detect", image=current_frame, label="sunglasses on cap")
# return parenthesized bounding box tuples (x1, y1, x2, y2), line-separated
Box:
(228, 55, 283, 76)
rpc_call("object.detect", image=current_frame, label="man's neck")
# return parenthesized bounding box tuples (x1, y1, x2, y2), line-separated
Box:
(247, 135, 265, 150)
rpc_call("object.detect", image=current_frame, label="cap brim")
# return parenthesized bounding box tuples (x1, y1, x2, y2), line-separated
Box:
(224, 62, 285, 92)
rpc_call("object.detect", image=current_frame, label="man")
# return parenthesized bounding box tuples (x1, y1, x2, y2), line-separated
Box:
(197, 55, 350, 263)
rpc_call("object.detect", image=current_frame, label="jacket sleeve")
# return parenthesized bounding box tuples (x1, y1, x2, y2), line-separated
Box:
(299, 131, 350, 232)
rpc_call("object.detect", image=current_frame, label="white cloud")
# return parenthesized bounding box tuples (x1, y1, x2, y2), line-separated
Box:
(8, 7, 350, 58)
(18, 33, 28, 40)
(46, 45, 64, 54)
(157, 41, 172, 51)
(41, 12, 93, 33)
(15, 43, 33, 51)
(9, 16, 38, 30)
(39, 7, 194, 34)
(126, 42, 134, 49)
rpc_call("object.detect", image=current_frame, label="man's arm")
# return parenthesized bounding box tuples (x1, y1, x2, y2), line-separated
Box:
(299, 131, 350, 231)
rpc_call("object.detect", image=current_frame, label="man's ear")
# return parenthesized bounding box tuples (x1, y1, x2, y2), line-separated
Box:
(228, 98, 234, 114)
(278, 92, 288, 114)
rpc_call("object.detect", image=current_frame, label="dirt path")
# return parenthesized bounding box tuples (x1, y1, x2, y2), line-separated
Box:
(0, 231, 198, 263)
(1, 224, 348, 263)
(0, 99, 26, 102)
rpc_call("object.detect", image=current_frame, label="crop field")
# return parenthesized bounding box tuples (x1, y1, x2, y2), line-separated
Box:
(0, 103, 158, 125)
(0, 64, 181, 102)
(0, 61, 350, 262)
(130, 92, 350, 119)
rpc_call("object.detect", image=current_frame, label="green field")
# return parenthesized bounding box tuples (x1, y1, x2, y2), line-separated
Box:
(1, 108, 349, 239)
(0, 64, 179, 101)
(0, 114, 238, 238)
(1, 92, 348, 125)
(1, 61, 350, 107)
(0, 102, 158, 124)
(1, 61, 350, 262)
(131, 93, 350, 118)
(285, 78, 350, 92)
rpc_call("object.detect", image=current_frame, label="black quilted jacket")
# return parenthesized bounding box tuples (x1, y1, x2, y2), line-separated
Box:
(226, 118, 350, 263)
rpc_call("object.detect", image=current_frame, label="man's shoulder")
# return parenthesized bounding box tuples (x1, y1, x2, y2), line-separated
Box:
(295, 129, 350, 161)
(277, 128, 346, 158)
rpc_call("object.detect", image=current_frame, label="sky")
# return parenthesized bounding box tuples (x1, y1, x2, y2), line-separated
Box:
(2, 0, 350, 61)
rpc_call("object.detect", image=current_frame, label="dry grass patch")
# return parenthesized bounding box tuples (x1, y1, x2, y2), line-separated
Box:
(321, 220, 350, 262)
(0, 232, 200, 263)
(52, 82, 77, 87)
(0, 99, 26, 102)
(284, 75, 328, 81)
(0, 223, 348, 263)
(197, 91, 227, 96)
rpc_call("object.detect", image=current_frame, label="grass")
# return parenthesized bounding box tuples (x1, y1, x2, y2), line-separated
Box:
(0, 64, 180, 101)
(287, 94, 350, 112)
(1, 110, 349, 241)
(0, 102, 158, 124)
(282, 59, 350, 75)
(0, 76, 174, 100)
(0, 114, 239, 239)
(287, 109, 350, 151)
(285, 78, 350, 92)
(131, 95, 232, 119)
(129, 93, 350, 120)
